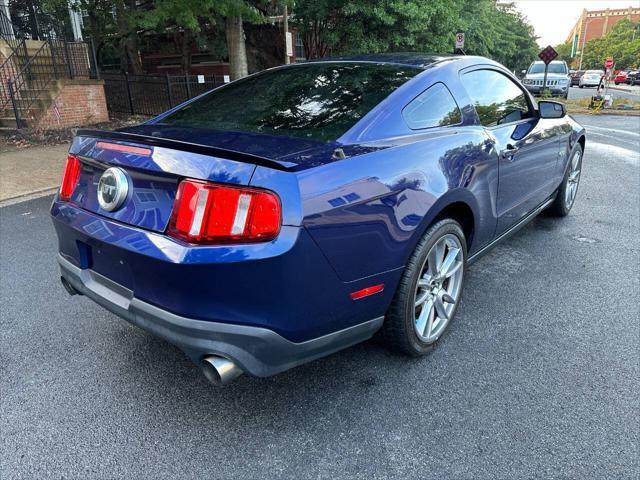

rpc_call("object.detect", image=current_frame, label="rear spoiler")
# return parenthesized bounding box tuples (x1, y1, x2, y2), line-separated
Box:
(74, 129, 291, 172)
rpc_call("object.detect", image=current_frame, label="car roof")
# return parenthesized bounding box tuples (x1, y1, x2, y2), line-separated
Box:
(306, 52, 464, 69)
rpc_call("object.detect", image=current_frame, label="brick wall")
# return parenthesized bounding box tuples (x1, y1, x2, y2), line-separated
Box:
(35, 79, 109, 130)
(567, 7, 640, 44)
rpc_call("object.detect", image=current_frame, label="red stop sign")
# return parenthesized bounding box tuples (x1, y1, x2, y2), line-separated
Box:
(604, 58, 614, 69)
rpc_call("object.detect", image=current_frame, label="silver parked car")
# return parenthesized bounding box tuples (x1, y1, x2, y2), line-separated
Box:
(521, 60, 570, 98)
(579, 70, 604, 88)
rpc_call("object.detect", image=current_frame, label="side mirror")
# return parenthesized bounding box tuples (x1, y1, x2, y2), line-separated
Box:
(538, 101, 566, 119)
(521, 70, 526, 76)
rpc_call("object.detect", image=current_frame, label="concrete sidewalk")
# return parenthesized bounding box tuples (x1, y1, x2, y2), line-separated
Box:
(0, 144, 69, 203)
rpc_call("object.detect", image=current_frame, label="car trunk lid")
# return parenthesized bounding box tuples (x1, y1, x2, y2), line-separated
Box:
(68, 129, 283, 233)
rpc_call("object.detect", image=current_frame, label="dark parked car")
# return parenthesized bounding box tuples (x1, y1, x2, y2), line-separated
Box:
(52, 54, 586, 385)
(627, 70, 638, 85)
(570, 70, 585, 86)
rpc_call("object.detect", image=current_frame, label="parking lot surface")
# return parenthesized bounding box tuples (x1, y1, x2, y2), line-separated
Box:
(1, 114, 638, 479)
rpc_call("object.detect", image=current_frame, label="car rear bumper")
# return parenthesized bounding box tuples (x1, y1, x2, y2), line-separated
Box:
(58, 254, 383, 377)
(51, 197, 396, 343)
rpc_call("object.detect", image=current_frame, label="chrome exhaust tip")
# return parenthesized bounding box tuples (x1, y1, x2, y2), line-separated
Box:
(200, 355, 243, 386)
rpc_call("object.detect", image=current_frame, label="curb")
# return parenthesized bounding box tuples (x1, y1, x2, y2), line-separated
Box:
(0, 186, 58, 207)
(608, 86, 639, 94)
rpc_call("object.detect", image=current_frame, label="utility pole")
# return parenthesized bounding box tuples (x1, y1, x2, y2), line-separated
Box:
(283, 5, 290, 65)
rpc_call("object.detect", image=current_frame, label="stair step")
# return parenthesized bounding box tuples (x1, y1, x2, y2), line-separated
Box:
(0, 119, 19, 128)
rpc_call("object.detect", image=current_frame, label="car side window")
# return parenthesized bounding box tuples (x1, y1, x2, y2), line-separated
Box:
(402, 82, 461, 130)
(461, 69, 532, 127)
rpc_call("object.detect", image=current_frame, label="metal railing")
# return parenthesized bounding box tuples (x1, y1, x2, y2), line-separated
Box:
(0, 48, 16, 107)
(1, 6, 96, 127)
(5, 38, 94, 127)
(103, 73, 227, 116)
(0, 8, 30, 66)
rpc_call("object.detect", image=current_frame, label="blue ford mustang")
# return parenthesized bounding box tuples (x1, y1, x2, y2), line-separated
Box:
(52, 54, 585, 385)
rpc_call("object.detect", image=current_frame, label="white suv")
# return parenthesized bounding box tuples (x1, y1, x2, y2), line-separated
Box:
(522, 60, 571, 98)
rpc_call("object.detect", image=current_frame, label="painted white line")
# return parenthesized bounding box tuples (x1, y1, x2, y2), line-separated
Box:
(587, 142, 639, 166)
(584, 124, 640, 138)
(586, 131, 640, 148)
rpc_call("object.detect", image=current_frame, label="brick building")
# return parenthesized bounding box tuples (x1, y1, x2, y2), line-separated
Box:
(566, 6, 640, 58)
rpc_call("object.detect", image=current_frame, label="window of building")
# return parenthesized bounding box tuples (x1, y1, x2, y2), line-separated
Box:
(295, 34, 305, 60)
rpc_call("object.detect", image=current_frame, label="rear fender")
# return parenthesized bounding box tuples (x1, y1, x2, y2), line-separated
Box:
(403, 188, 481, 265)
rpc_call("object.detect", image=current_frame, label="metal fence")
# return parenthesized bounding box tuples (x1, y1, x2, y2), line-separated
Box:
(102, 73, 227, 116)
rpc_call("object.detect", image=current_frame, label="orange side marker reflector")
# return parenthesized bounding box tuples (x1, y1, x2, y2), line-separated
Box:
(350, 284, 384, 300)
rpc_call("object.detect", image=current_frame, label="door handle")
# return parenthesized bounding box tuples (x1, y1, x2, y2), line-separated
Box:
(501, 144, 519, 161)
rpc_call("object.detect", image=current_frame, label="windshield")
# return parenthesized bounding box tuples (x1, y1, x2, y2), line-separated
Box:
(527, 62, 567, 75)
(159, 63, 420, 141)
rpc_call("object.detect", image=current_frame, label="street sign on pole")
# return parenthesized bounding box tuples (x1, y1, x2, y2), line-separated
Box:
(538, 45, 558, 65)
(603, 58, 614, 98)
(538, 45, 558, 94)
(454, 32, 465, 55)
(285, 32, 293, 58)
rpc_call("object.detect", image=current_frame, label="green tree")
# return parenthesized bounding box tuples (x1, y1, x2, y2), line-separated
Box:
(554, 41, 575, 66)
(141, 0, 265, 78)
(293, 0, 458, 59)
(581, 19, 640, 70)
(293, 0, 538, 72)
(42, 0, 143, 73)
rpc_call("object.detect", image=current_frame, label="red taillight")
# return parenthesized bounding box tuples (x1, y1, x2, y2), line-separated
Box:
(168, 179, 281, 244)
(59, 154, 81, 200)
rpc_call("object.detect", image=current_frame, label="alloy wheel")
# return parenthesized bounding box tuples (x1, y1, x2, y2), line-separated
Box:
(413, 234, 464, 344)
(565, 150, 582, 209)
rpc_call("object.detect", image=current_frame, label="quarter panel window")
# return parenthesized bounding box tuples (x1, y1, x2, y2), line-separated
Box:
(461, 70, 531, 127)
(402, 83, 461, 130)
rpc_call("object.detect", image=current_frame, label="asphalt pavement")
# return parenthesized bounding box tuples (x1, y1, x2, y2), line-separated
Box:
(1, 114, 639, 479)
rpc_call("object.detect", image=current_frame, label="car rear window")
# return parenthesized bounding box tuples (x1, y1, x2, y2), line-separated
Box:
(158, 63, 420, 142)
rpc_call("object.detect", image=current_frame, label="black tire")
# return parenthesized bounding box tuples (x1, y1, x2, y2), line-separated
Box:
(579, 85, 584, 88)
(382, 219, 467, 356)
(548, 144, 583, 217)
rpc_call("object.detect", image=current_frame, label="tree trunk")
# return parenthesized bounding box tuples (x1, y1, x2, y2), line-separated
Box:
(180, 28, 193, 73)
(115, 0, 143, 74)
(225, 16, 248, 80)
